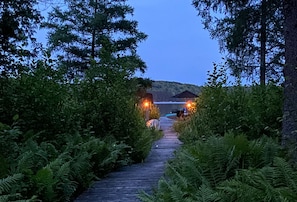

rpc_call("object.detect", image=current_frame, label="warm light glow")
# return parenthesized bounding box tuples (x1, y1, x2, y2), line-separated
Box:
(144, 101, 149, 108)
(186, 101, 193, 108)
(185, 100, 196, 115)
(187, 103, 192, 108)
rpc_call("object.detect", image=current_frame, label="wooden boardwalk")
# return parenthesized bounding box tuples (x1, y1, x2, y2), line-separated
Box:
(74, 117, 181, 202)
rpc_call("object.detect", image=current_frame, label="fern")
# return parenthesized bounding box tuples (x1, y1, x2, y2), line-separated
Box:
(166, 164, 189, 190)
(247, 137, 281, 168)
(0, 195, 10, 202)
(6, 195, 38, 202)
(54, 161, 77, 202)
(0, 173, 23, 194)
(140, 134, 288, 202)
(33, 167, 56, 201)
(15, 151, 35, 173)
(195, 184, 220, 202)
(273, 157, 297, 200)
(70, 151, 94, 189)
(218, 158, 297, 202)
(138, 190, 156, 202)
(0, 174, 35, 202)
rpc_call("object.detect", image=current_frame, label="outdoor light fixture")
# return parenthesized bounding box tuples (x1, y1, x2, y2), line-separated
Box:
(143, 101, 149, 108)
(186, 101, 193, 109)
(185, 101, 196, 115)
(187, 102, 192, 108)
(143, 100, 150, 121)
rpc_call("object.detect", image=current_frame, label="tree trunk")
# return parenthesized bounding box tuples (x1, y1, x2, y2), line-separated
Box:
(91, 0, 98, 59)
(260, 0, 267, 85)
(282, 0, 297, 147)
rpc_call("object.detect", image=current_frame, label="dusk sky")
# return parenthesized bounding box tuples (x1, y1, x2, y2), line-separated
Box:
(128, 0, 223, 85)
(37, 0, 223, 86)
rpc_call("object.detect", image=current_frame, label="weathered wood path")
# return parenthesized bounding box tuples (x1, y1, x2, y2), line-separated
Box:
(74, 117, 181, 202)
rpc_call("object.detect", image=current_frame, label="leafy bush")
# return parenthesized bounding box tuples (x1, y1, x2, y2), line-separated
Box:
(139, 103, 161, 120)
(0, 61, 154, 200)
(0, 65, 78, 141)
(179, 67, 283, 143)
(173, 118, 191, 134)
(149, 104, 161, 120)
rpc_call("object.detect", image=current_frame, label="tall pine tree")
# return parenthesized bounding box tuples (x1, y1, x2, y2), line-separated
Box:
(193, 0, 284, 84)
(43, 0, 147, 78)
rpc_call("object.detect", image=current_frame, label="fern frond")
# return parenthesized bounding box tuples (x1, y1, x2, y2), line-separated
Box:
(15, 151, 35, 173)
(45, 152, 69, 171)
(168, 184, 187, 202)
(218, 165, 296, 202)
(195, 184, 220, 202)
(0, 194, 9, 202)
(273, 157, 297, 192)
(218, 176, 263, 202)
(2, 194, 38, 202)
(55, 161, 78, 201)
(156, 178, 173, 201)
(55, 161, 70, 179)
(0, 173, 23, 194)
(248, 137, 280, 168)
(70, 151, 94, 188)
(138, 190, 157, 202)
(167, 164, 188, 190)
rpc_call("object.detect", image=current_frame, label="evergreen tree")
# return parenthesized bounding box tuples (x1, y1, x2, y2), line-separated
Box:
(0, 0, 42, 76)
(192, 0, 284, 84)
(43, 0, 147, 78)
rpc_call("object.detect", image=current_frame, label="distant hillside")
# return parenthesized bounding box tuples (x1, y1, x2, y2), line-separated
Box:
(147, 81, 202, 101)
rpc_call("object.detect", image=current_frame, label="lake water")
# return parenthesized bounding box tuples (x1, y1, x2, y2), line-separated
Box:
(154, 102, 186, 116)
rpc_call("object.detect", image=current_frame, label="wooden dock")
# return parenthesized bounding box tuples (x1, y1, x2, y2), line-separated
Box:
(74, 117, 181, 202)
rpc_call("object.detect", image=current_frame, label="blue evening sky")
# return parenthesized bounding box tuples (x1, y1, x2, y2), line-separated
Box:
(128, 0, 223, 85)
(37, 0, 223, 86)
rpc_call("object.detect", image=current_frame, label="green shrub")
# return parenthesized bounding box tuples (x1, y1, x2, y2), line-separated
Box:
(0, 66, 77, 141)
(149, 104, 161, 120)
(173, 118, 191, 134)
(0, 60, 158, 200)
(179, 67, 283, 143)
(150, 128, 163, 141)
(139, 103, 161, 120)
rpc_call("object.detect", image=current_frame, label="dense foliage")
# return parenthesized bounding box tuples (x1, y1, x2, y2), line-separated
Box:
(0, 0, 156, 201)
(139, 103, 161, 120)
(0, 62, 158, 201)
(179, 66, 282, 143)
(139, 67, 295, 202)
(0, 0, 42, 74)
